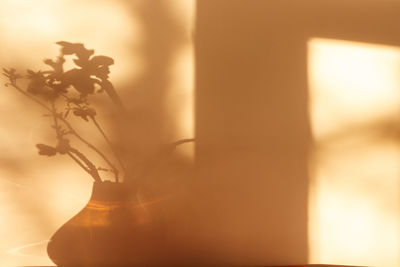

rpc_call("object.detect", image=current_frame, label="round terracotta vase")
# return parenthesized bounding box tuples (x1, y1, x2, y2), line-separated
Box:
(47, 181, 167, 266)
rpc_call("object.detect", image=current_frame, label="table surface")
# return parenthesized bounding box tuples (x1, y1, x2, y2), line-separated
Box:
(20, 265, 367, 267)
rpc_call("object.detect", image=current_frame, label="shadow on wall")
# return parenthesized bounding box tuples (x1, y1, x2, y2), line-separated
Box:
(3, 0, 400, 266)
(110, 1, 201, 264)
(72, 0, 400, 265)
(195, 1, 310, 265)
(0, 0, 196, 266)
(45, 1, 199, 265)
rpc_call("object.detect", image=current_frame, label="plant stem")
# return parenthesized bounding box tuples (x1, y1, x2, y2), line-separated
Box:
(67, 152, 90, 172)
(9, 82, 118, 181)
(168, 138, 195, 148)
(91, 116, 125, 175)
(51, 100, 61, 140)
(68, 148, 101, 182)
(131, 138, 195, 182)
(60, 117, 119, 181)
(8, 82, 51, 111)
(61, 92, 121, 182)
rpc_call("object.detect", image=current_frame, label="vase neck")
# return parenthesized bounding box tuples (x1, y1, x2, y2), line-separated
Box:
(90, 181, 131, 202)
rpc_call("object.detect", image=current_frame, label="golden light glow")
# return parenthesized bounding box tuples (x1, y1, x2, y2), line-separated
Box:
(168, 43, 195, 159)
(0, 0, 142, 84)
(308, 38, 400, 267)
(309, 38, 400, 139)
(165, 0, 196, 159)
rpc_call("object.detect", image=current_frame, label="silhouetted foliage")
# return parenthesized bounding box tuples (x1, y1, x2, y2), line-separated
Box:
(36, 143, 57, 156)
(2, 68, 22, 85)
(2, 41, 194, 184)
(2, 42, 123, 182)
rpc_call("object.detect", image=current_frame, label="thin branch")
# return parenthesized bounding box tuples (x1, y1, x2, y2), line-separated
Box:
(97, 167, 112, 172)
(60, 92, 121, 182)
(51, 100, 61, 140)
(67, 152, 91, 173)
(168, 138, 195, 148)
(8, 82, 51, 111)
(8, 82, 118, 180)
(59, 117, 119, 180)
(91, 116, 125, 174)
(69, 147, 101, 182)
(130, 138, 195, 183)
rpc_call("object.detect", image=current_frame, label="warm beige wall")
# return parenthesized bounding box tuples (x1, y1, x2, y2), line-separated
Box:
(2, 0, 400, 266)
(194, 0, 400, 266)
(194, 1, 310, 265)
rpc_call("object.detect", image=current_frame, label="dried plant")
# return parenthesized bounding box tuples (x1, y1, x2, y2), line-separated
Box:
(3, 42, 126, 182)
(3, 41, 194, 184)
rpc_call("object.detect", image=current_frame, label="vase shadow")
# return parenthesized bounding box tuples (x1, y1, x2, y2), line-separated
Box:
(47, 181, 176, 266)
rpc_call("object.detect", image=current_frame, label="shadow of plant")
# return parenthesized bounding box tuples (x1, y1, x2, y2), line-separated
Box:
(2, 42, 195, 266)
(3, 42, 124, 183)
(2, 41, 193, 184)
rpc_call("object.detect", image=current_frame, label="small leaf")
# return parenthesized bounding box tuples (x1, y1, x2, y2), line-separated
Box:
(36, 144, 57, 156)
(72, 106, 96, 121)
(90, 56, 114, 66)
(73, 108, 88, 121)
(56, 41, 94, 59)
(56, 139, 70, 154)
(3, 68, 21, 83)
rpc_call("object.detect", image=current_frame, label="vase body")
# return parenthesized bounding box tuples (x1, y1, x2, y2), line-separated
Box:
(47, 181, 167, 266)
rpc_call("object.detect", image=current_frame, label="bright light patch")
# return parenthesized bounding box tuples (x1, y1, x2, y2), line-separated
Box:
(165, 0, 196, 159)
(309, 38, 400, 139)
(0, 0, 143, 85)
(167, 43, 195, 159)
(308, 38, 400, 267)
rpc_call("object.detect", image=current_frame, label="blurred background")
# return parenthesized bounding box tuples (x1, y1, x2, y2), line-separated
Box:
(1, 0, 400, 266)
